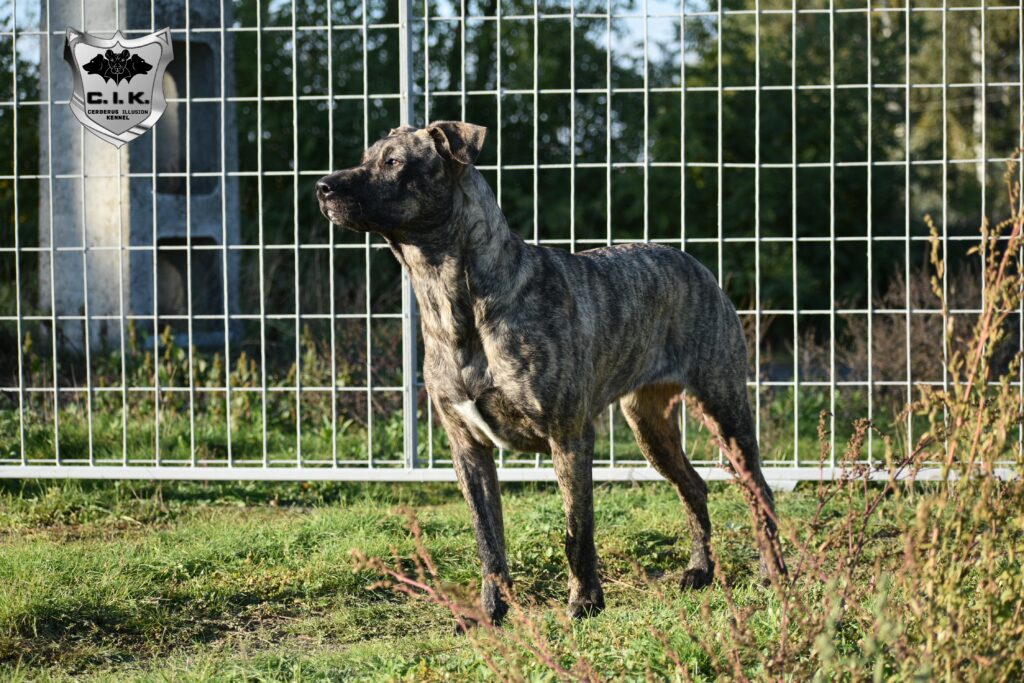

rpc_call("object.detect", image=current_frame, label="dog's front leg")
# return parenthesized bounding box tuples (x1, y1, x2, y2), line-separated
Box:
(550, 426, 605, 618)
(449, 432, 511, 627)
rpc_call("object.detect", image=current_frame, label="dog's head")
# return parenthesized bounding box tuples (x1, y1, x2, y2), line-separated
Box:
(316, 121, 486, 238)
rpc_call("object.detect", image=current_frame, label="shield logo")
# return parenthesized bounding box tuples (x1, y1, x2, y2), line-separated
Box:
(64, 28, 174, 147)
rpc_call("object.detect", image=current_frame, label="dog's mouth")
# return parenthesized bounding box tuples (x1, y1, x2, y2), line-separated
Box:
(317, 199, 345, 225)
(317, 193, 371, 232)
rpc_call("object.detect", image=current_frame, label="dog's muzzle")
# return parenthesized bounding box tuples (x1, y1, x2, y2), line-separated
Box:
(315, 173, 344, 203)
(316, 172, 356, 226)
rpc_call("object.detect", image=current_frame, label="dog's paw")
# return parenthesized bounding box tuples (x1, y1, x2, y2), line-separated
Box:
(454, 615, 497, 636)
(453, 609, 507, 636)
(758, 555, 788, 585)
(679, 565, 714, 590)
(453, 616, 480, 636)
(567, 588, 605, 620)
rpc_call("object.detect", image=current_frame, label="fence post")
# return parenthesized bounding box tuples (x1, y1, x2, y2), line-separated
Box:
(399, 0, 419, 469)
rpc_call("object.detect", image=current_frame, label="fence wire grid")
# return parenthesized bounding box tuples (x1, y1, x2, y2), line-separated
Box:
(0, 0, 1022, 481)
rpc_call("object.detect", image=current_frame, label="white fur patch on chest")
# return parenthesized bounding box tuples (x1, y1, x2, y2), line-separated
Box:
(453, 400, 513, 451)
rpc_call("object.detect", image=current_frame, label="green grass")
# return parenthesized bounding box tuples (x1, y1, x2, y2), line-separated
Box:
(0, 478, 915, 681)
(1, 380, 906, 466)
(3, 322, 911, 467)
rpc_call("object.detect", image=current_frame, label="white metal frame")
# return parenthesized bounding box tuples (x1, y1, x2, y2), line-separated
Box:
(0, 0, 1021, 481)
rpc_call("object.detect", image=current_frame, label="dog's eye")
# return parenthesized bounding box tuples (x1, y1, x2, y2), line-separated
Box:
(384, 158, 402, 167)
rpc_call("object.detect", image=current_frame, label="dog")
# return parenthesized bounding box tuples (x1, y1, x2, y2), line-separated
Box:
(316, 121, 783, 624)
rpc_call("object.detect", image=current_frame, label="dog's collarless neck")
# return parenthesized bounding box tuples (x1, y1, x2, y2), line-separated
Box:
(396, 169, 526, 291)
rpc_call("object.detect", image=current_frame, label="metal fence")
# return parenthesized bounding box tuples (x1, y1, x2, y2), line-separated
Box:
(0, 0, 1021, 481)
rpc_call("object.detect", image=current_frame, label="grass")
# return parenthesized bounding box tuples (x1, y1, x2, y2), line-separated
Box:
(0, 478, 916, 681)
(1, 381, 903, 467)
(4, 149, 1023, 683)
(2, 314, 907, 468)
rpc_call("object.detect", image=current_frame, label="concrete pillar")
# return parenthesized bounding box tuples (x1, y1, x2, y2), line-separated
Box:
(39, 0, 239, 353)
(39, 0, 128, 352)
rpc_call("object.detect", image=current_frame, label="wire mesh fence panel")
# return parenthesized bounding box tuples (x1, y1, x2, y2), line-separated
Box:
(0, 0, 1021, 480)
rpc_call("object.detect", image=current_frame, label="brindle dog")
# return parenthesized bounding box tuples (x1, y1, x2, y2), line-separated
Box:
(316, 121, 783, 624)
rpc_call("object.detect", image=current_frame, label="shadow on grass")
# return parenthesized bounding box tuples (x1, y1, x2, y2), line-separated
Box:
(0, 479, 471, 527)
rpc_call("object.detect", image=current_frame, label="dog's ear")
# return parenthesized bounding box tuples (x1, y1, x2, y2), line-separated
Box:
(426, 121, 486, 166)
(387, 125, 417, 137)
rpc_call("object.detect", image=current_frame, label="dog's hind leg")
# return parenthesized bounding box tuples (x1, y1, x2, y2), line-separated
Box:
(549, 425, 605, 618)
(691, 367, 786, 580)
(620, 385, 714, 589)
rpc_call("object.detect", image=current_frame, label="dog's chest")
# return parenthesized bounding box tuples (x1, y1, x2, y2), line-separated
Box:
(423, 338, 549, 452)
(452, 399, 513, 450)
(451, 389, 548, 453)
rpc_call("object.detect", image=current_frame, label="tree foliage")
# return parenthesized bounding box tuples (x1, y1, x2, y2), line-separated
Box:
(2, 0, 1019, 355)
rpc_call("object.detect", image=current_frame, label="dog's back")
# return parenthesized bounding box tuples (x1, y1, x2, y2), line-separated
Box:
(476, 238, 747, 417)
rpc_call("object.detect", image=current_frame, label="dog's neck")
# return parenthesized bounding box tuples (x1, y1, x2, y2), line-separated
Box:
(392, 167, 526, 286)
(389, 166, 531, 350)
